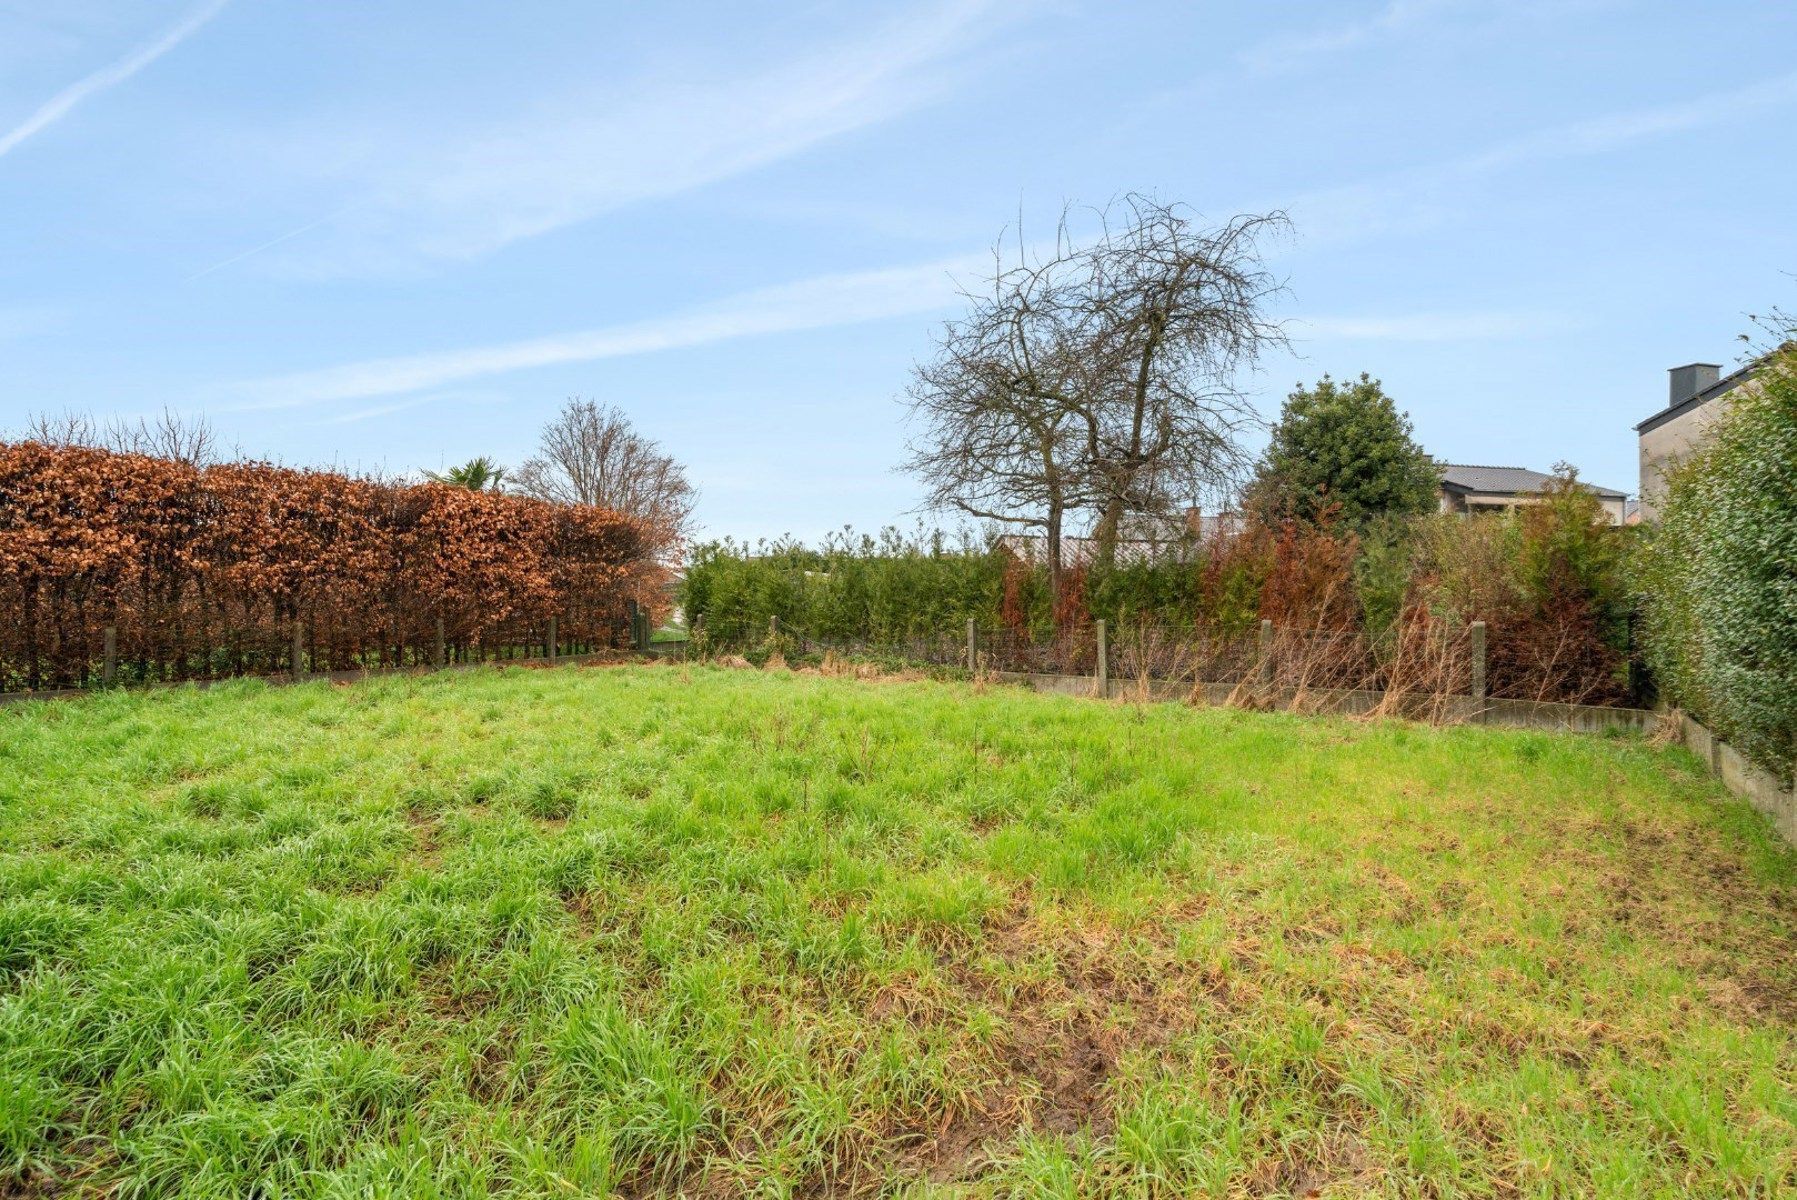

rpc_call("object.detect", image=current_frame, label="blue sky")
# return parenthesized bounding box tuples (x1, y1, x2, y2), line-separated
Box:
(1, 1, 1793, 542)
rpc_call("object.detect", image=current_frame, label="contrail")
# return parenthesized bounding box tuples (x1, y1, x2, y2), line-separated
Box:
(185, 205, 361, 281)
(0, 0, 232, 160)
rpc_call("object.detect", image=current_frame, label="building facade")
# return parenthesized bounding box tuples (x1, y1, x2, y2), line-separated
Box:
(1635, 360, 1762, 522)
(1436, 464, 1628, 526)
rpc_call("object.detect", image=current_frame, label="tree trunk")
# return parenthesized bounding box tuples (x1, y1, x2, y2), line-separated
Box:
(1093, 316, 1162, 571)
(1092, 496, 1125, 571)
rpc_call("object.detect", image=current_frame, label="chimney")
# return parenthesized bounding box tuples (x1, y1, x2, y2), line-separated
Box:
(1668, 362, 1721, 407)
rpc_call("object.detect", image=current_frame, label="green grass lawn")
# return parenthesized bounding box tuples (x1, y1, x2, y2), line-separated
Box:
(2, 664, 1794, 1198)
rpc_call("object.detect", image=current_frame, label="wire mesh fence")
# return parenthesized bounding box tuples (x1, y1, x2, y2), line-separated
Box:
(17, 599, 1636, 712)
(684, 610, 1641, 711)
(1, 604, 660, 697)
(686, 616, 968, 670)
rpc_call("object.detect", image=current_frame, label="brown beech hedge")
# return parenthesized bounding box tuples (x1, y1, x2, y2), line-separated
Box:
(0, 442, 665, 691)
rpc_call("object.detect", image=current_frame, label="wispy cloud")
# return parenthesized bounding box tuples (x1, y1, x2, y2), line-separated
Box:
(1239, 0, 1463, 73)
(232, 254, 982, 409)
(1290, 70, 1797, 244)
(0, 0, 230, 160)
(231, 0, 1021, 278)
(234, 64, 1792, 411)
(1240, 0, 1625, 75)
(218, 50, 1797, 420)
(1462, 71, 1797, 171)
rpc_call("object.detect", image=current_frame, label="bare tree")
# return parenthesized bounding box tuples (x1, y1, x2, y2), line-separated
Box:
(22, 406, 224, 466)
(904, 195, 1288, 581)
(903, 226, 1092, 596)
(1074, 200, 1287, 560)
(512, 399, 696, 555)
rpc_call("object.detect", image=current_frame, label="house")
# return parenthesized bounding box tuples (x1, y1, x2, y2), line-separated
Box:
(996, 508, 1244, 567)
(1435, 464, 1628, 525)
(1635, 358, 1766, 522)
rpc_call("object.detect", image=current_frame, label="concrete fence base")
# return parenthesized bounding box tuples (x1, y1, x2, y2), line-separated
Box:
(1672, 712, 1797, 847)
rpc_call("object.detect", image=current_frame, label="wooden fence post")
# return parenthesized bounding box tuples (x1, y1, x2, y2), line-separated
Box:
(1258, 618, 1274, 697)
(1470, 620, 1487, 721)
(548, 616, 558, 661)
(966, 617, 977, 673)
(102, 625, 117, 686)
(291, 620, 306, 680)
(1095, 619, 1108, 696)
(768, 614, 778, 646)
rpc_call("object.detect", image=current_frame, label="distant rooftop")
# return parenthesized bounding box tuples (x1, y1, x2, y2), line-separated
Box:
(1437, 463, 1627, 500)
(1635, 351, 1783, 435)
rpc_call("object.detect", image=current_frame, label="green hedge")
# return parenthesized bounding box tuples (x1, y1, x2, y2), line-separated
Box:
(681, 529, 1225, 644)
(684, 505, 1637, 709)
(682, 530, 1007, 645)
(1643, 348, 1797, 776)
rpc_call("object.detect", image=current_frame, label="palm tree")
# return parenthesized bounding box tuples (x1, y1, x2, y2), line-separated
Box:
(424, 457, 506, 492)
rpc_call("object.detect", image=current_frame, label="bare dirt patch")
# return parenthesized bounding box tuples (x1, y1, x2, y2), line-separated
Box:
(1600, 817, 1797, 1024)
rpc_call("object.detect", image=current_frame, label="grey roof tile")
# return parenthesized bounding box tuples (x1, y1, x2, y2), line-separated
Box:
(1437, 463, 1626, 499)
